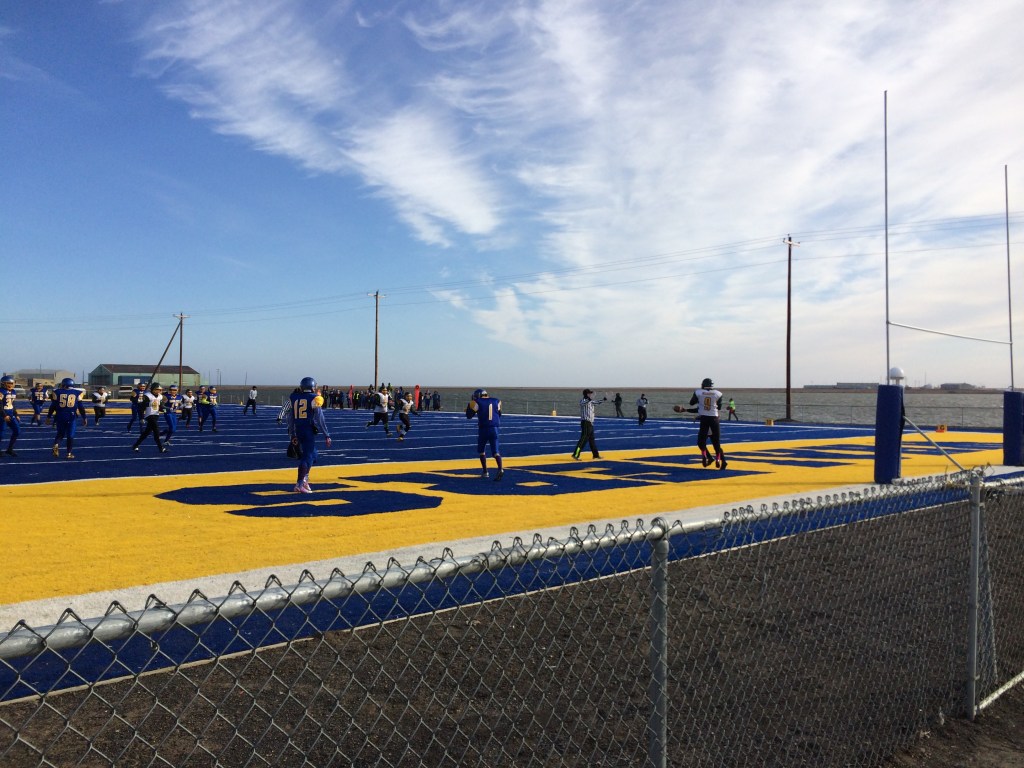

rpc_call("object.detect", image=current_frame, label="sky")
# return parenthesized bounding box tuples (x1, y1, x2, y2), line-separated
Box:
(2, 0, 1024, 390)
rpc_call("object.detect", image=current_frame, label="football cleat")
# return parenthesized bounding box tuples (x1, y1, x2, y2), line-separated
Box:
(66, 453, 74, 460)
(52, 444, 59, 457)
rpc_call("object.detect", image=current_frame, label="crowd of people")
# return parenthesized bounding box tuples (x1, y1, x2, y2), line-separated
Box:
(301, 384, 443, 413)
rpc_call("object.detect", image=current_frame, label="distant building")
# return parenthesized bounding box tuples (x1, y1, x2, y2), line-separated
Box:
(939, 382, 981, 391)
(803, 383, 879, 390)
(88, 363, 202, 389)
(8, 369, 76, 389)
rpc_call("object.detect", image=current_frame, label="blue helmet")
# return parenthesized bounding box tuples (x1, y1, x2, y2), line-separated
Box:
(61, 377, 75, 388)
(0, 376, 13, 388)
(300, 377, 317, 392)
(472, 388, 487, 401)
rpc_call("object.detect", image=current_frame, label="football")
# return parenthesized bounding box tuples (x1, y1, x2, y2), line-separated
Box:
(673, 405, 683, 413)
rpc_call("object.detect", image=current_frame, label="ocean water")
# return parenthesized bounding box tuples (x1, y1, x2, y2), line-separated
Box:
(217, 385, 1007, 430)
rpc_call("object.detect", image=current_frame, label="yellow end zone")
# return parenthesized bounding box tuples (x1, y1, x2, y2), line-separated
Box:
(0, 432, 1002, 605)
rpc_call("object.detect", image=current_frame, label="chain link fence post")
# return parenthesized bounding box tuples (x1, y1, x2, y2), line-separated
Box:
(967, 472, 982, 719)
(647, 517, 669, 768)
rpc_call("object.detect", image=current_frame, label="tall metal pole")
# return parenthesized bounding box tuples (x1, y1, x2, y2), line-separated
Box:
(1006, 166, 1014, 390)
(368, 290, 384, 388)
(884, 90, 891, 383)
(374, 290, 379, 389)
(784, 236, 799, 421)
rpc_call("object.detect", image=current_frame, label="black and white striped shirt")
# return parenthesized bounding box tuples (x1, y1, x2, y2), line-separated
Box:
(579, 396, 604, 422)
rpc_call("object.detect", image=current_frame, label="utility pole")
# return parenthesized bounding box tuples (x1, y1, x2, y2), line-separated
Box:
(174, 313, 189, 391)
(784, 235, 800, 421)
(368, 290, 386, 389)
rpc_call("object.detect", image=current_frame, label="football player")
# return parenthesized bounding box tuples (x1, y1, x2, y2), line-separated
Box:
(47, 378, 87, 459)
(126, 381, 148, 433)
(365, 387, 391, 436)
(0, 375, 21, 456)
(465, 388, 503, 481)
(162, 384, 184, 444)
(132, 383, 168, 454)
(28, 382, 49, 426)
(396, 391, 415, 441)
(91, 386, 110, 426)
(286, 377, 332, 493)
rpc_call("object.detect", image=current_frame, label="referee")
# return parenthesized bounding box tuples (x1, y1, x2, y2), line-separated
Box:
(572, 389, 606, 460)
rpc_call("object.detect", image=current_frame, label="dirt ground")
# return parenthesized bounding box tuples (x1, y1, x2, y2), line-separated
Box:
(882, 682, 1024, 768)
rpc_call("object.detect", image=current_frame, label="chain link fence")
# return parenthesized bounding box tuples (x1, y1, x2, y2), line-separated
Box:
(1, 470, 1022, 766)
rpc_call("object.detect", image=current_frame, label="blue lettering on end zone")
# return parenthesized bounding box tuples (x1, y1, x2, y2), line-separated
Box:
(155, 483, 442, 518)
(154, 461, 762, 517)
(349, 462, 760, 496)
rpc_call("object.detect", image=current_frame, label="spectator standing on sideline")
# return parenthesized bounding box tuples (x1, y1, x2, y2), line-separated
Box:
(286, 376, 332, 494)
(726, 398, 738, 421)
(132, 383, 167, 454)
(466, 388, 503, 480)
(180, 389, 196, 428)
(636, 393, 649, 426)
(28, 382, 48, 426)
(572, 389, 606, 460)
(243, 386, 259, 415)
(614, 392, 624, 418)
(0, 375, 22, 456)
(91, 386, 110, 426)
(47, 377, 87, 459)
(365, 387, 392, 436)
(678, 377, 727, 470)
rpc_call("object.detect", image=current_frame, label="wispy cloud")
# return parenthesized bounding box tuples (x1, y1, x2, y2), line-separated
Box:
(128, 0, 1024, 384)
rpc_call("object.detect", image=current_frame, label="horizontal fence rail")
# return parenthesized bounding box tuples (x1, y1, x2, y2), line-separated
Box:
(2, 471, 1023, 766)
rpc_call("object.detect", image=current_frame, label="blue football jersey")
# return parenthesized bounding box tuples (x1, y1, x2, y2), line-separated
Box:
(471, 396, 501, 428)
(1, 388, 17, 414)
(50, 386, 86, 420)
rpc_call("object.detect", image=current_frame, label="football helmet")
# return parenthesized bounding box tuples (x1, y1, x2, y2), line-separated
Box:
(150, 383, 163, 391)
(701, 378, 714, 388)
(169, 384, 179, 391)
(61, 378, 75, 388)
(472, 388, 486, 401)
(300, 377, 316, 392)
(0, 376, 14, 389)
